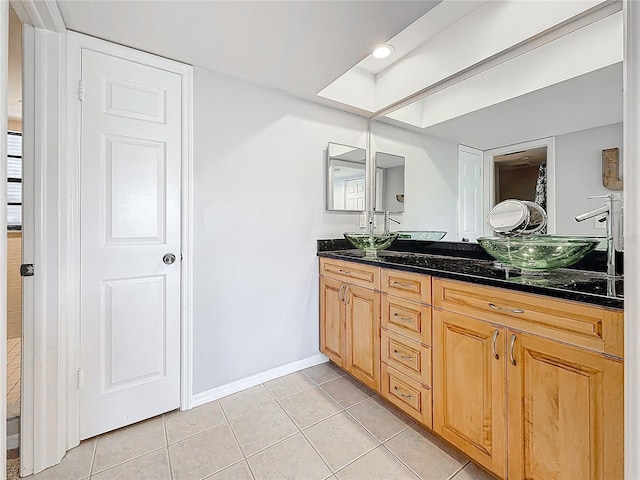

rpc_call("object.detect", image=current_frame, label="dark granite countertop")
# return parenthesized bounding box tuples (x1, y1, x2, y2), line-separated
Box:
(317, 240, 623, 310)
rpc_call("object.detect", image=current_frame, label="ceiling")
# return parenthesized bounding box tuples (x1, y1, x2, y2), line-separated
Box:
(56, 0, 440, 114)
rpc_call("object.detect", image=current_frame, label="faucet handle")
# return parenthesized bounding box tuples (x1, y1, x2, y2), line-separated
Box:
(587, 194, 613, 200)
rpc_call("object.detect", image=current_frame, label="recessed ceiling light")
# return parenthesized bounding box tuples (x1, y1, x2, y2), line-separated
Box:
(372, 44, 394, 59)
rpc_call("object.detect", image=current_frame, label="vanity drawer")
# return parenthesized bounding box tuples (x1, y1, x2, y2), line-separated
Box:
(381, 329, 431, 387)
(381, 269, 431, 304)
(433, 278, 624, 358)
(381, 363, 432, 428)
(382, 295, 432, 345)
(320, 258, 380, 289)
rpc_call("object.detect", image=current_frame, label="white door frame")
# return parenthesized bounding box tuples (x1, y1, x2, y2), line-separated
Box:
(65, 31, 194, 448)
(9, 0, 67, 475)
(483, 137, 556, 235)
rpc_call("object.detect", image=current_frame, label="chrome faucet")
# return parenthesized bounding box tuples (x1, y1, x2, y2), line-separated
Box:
(575, 194, 622, 277)
(383, 211, 401, 234)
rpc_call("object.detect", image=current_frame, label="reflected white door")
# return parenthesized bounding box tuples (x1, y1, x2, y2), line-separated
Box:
(457, 145, 483, 241)
(79, 49, 182, 439)
(345, 177, 365, 210)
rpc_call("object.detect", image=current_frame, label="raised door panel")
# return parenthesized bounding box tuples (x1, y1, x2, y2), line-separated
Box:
(319, 277, 345, 367)
(508, 333, 623, 480)
(433, 310, 506, 478)
(346, 284, 380, 391)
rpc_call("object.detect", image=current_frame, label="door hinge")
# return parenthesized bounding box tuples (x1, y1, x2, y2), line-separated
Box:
(20, 264, 34, 277)
(77, 368, 84, 389)
(78, 80, 85, 101)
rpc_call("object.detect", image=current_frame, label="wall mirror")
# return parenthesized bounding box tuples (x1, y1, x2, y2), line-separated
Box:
(375, 152, 405, 213)
(370, 11, 623, 242)
(326, 142, 366, 211)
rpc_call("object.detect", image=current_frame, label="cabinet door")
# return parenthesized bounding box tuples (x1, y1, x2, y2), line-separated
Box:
(345, 284, 380, 391)
(508, 333, 624, 480)
(433, 310, 506, 478)
(319, 277, 345, 367)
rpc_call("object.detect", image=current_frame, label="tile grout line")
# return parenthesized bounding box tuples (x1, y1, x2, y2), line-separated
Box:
(162, 415, 174, 480)
(88, 437, 98, 478)
(221, 399, 258, 480)
(447, 461, 471, 480)
(380, 442, 423, 480)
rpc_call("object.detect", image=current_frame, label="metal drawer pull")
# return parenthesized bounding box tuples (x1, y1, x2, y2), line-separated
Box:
(393, 386, 414, 399)
(344, 285, 351, 304)
(393, 313, 413, 322)
(339, 269, 352, 275)
(492, 330, 500, 360)
(488, 303, 524, 314)
(510, 334, 517, 366)
(338, 284, 345, 302)
(393, 349, 414, 361)
(392, 281, 414, 288)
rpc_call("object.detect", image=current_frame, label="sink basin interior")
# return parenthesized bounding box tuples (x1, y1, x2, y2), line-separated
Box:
(344, 232, 399, 256)
(396, 231, 446, 241)
(477, 235, 603, 272)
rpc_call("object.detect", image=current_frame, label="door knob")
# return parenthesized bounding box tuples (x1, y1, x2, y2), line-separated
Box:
(163, 253, 176, 265)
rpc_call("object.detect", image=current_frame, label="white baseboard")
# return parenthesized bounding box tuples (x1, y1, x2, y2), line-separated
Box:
(191, 353, 329, 408)
(7, 433, 19, 450)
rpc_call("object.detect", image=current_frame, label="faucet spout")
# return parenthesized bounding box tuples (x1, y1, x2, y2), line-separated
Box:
(574, 205, 609, 222)
(575, 195, 621, 278)
(383, 211, 401, 234)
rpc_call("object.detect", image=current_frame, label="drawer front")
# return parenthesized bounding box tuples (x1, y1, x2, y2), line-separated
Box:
(320, 258, 380, 289)
(382, 295, 432, 345)
(381, 269, 431, 304)
(433, 278, 624, 357)
(381, 364, 432, 428)
(381, 329, 431, 387)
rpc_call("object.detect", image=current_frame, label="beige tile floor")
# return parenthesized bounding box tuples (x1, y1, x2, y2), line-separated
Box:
(24, 363, 495, 480)
(7, 337, 21, 419)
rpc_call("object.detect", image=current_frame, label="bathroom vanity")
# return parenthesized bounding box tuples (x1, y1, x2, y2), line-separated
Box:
(318, 243, 623, 480)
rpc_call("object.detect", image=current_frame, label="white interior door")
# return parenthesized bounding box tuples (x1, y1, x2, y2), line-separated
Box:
(345, 177, 365, 210)
(457, 145, 484, 241)
(79, 49, 182, 439)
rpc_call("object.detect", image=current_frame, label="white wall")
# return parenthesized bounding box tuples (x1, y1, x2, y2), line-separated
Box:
(192, 68, 368, 394)
(555, 122, 623, 234)
(371, 121, 458, 239)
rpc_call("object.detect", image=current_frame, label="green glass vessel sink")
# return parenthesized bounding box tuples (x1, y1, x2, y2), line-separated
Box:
(397, 231, 446, 241)
(477, 235, 603, 272)
(344, 232, 399, 256)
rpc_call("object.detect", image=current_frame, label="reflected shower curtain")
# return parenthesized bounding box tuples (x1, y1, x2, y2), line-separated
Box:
(534, 163, 547, 233)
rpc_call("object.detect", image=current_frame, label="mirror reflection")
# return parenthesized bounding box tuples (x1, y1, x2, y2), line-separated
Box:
(326, 142, 366, 211)
(375, 152, 405, 213)
(370, 14, 623, 243)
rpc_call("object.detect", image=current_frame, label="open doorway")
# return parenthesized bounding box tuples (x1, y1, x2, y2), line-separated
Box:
(6, 4, 22, 478)
(493, 146, 547, 206)
(484, 137, 556, 234)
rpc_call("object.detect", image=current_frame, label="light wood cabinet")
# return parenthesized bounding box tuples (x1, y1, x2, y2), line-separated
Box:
(345, 284, 380, 389)
(433, 310, 507, 478)
(379, 268, 434, 426)
(319, 258, 380, 391)
(433, 278, 624, 480)
(319, 259, 624, 480)
(319, 276, 346, 367)
(507, 333, 623, 480)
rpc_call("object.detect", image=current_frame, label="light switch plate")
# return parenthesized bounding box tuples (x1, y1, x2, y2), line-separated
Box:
(359, 212, 367, 228)
(594, 214, 607, 229)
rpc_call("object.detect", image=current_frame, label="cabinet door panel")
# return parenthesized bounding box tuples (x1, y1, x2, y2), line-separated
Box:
(320, 277, 345, 367)
(346, 284, 380, 391)
(508, 333, 623, 480)
(433, 310, 506, 478)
